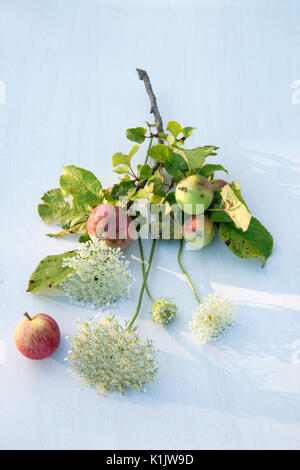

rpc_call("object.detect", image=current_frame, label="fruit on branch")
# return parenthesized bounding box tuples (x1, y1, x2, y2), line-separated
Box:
(87, 203, 133, 249)
(211, 179, 228, 191)
(182, 215, 215, 249)
(175, 175, 214, 215)
(14, 313, 60, 360)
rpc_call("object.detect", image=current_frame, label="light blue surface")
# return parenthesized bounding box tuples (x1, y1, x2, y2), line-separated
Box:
(0, 0, 300, 450)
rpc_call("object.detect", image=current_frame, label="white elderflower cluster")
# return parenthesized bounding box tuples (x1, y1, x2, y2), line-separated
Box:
(190, 294, 234, 343)
(67, 315, 158, 395)
(60, 239, 132, 309)
(151, 298, 177, 325)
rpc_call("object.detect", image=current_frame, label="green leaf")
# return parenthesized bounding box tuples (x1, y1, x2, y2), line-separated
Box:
(203, 145, 219, 156)
(182, 127, 195, 139)
(39, 166, 103, 234)
(38, 190, 88, 229)
(111, 180, 136, 200)
(171, 145, 218, 173)
(200, 164, 228, 179)
(59, 165, 103, 207)
(220, 184, 252, 231)
(112, 145, 139, 168)
(138, 163, 152, 180)
(127, 187, 137, 199)
(148, 144, 169, 163)
(147, 168, 165, 192)
(113, 164, 130, 175)
(38, 188, 70, 225)
(129, 188, 149, 201)
(79, 230, 91, 243)
(150, 190, 166, 205)
(112, 152, 130, 167)
(27, 251, 77, 293)
(128, 144, 139, 159)
(167, 121, 182, 138)
(219, 217, 273, 267)
(172, 147, 207, 172)
(164, 150, 189, 182)
(126, 127, 147, 144)
(208, 208, 232, 224)
(165, 191, 176, 206)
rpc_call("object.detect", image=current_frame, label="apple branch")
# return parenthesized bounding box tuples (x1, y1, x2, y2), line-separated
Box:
(130, 69, 165, 197)
(136, 68, 164, 143)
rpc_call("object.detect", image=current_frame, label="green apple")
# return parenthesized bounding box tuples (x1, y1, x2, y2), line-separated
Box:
(175, 175, 214, 215)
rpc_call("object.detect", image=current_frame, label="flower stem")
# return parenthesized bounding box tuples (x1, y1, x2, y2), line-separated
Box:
(144, 136, 153, 165)
(138, 237, 155, 302)
(177, 238, 201, 304)
(127, 239, 157, 330)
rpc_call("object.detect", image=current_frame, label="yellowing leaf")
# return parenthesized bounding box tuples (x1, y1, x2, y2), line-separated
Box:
(220, 184, 252, 231)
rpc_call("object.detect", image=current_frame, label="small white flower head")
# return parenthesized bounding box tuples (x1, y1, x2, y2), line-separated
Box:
(190, 294, 234, 343)
(150, 298, 177, 325)
(67, 314, 158, 395)
(60, 239, 132, 309)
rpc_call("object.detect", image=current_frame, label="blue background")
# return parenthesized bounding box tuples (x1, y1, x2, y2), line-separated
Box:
(0, 0, 300, 449)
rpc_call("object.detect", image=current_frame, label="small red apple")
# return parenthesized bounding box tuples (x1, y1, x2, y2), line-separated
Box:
(182, 214, 215, 250)
(211, 179, 228, 191)
(14, 313, 60, 360)
(87, 203, 133, 249)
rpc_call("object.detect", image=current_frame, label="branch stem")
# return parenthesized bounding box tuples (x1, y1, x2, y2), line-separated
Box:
(138, 237, 155, 302)
(177, 239, 201, 304)
(127, 239, 157, 330)
(144, 136, 153, 166)
(136, 69, 164, 142)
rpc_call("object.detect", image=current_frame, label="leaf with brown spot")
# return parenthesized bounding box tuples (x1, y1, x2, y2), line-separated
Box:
(219, 217, 273, 266)
(27, 251, 77, 293)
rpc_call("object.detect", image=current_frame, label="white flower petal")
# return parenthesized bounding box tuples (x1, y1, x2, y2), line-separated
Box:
(190, 294, 234, 343)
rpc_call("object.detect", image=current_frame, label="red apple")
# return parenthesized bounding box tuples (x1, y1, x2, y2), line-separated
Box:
(14, 313, 60, 360)
(87, 203, 133, 249)
(183, 214, 215, 250)
(211, 179, 228, 191)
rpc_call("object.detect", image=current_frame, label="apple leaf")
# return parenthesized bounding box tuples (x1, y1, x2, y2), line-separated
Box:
(128, 188, 149, 201)
(164, 151, 189, 182)
(59, 165, 103, 207)
(181, 127, 195, 139)
(38, 188, 71, 225)
(79, 230, 91, 243)
(208, 208, 232, 224)
(38, 189, 89, 229)
(27, 251, 77, 293)
(166, 121, 182, 138)
(200, 164, 228, 179)
(148, 144, 169, 163)
(138, 163, 153, 180)
(230, 180, 250, 210)
(112, 145, 139, 174)
(46, 221, 87, 238)
(113, 164, 130, 175)
(126, 127, 147, 144)
(38, 166, 103, 233)
(150, 190, 166, 205)
(172, 145, 219, 172)
(220, 184, 252, 232)
(219, 217, 273, 267)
